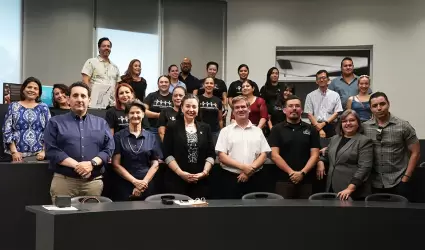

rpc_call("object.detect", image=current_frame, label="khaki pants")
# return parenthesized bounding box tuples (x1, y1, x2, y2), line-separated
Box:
(50, 173, 104, 203)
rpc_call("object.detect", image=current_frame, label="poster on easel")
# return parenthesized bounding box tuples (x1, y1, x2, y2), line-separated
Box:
(3, 83, 20, 104)
(40, 86, 53, 107)
(89, 83, 112, 109)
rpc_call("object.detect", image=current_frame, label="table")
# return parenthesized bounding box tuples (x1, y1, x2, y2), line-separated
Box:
(0, 162, 52, 250)
(27, 199, 425, 250)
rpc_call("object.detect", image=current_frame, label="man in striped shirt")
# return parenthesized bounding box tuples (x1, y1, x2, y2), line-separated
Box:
(305, 70, 343, 138)
(363, 92, 420, 200)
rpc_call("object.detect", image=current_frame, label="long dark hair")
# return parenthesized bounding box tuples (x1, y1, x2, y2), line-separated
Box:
(121, 59, 145, 83)
(264, 67, 279, 89)
(177, 94, 202, 122)
(52, 83, 70, 108)
(275, 83, 295, 108)
(262, 67, 280, 98)
(20, 77, 42, 102)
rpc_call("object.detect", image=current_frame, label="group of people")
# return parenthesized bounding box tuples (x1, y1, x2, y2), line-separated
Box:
(1, 38, 420, 202)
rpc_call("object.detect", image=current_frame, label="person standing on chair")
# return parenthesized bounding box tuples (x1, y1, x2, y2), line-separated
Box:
(328, 57, 372, 109)
(346, 75, 372, 122)
(269, 95, 320, 199)
(363, 92, 420, 200)
(44, 82, 114, 202)
(305, 70, 343, 138)
(81, 37, 120, 107)
(215, 95, 271, 199)
(179, 58, 199, 95)
(168, 64, 187, 93)
(198, 61, 228, 127)
(162, 94, 215, 198)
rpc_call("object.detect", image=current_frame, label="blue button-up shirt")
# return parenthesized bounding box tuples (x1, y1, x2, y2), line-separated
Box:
(169, 80, 186, 93)
(44, 112, 114, 178)
(329, 75, 373, 108)
(113, 128, 162, 179)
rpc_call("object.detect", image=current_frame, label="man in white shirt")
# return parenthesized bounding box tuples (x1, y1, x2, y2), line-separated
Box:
(305, 70, 343, 138)
(215, 95, 271, 199)
(81, 37, 120, 107)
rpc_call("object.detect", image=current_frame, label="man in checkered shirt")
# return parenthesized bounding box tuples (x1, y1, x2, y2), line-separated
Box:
(363, 92, 420, 200)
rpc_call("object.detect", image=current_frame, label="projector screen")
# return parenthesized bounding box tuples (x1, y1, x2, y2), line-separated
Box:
(96, 28, 160, 96)
(0, 0, 22, 104)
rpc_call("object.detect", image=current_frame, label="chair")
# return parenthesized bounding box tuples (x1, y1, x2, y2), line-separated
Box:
(365, 193, 408, 203)
(309, 192, 352, 201)
(145, 193, 192, 202)
(71, 196, 113, 204)
(242, 192, 284, 200)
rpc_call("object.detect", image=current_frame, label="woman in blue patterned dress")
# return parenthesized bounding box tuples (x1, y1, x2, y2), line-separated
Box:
(2, 77, 51, 162)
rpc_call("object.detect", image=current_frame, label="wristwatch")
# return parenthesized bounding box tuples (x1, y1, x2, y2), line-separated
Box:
(301, 171, 306, 176)
(324, 121, 329, 125)
(91, 159, 98, 167)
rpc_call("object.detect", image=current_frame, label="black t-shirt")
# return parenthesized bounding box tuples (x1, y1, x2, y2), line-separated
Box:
(336, 136, 351, 154)
(270, 105, 286, 126)
(128, 78, 147, 101)
(105, 107, 150, 133)
(260, 83, 284, 115)
(227, 79, 260, 98)
(179, 73, 200, 94)
(158, 107, 179, 127)
(144, 91, 173, 128)
(198, 95, 222, 132)
(198, 78, 227, 100)
(50, 107, 70, 117)
(268, 121, 320, 182)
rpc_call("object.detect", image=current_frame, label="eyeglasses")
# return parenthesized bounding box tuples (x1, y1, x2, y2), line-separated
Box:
(359, 75, 370, 79)
(316, 76, 328, 80)
(376, 127, 383, 142)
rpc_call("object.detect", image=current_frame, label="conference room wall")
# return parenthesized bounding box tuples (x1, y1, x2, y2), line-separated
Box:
(162, 0, 227, 79)
(23, 0, 94, 86)
(226, 0, 425, 138)
(22, 0, 227, 87)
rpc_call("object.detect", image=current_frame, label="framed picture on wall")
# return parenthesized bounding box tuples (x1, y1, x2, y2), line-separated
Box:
(275, 45, 372, 82)
(275, 45, 373, 108)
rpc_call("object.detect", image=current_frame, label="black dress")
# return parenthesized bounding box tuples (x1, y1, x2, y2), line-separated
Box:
(128, 78, 147, 102)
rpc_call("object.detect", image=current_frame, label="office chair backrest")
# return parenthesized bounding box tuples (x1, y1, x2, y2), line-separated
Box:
(308, 192, 351, 201)
(242, 192, 284, 200)
(71, 196, 113, 204)
(365, 193, 408, 203)
(145, 193, 193, 202)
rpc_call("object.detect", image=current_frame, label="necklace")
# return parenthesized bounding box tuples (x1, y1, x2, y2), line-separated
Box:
(185, 123, 196, 133)
(127, 138, 144, 154)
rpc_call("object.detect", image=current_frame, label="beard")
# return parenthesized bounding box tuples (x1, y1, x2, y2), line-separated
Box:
(287, 113, 300, 120)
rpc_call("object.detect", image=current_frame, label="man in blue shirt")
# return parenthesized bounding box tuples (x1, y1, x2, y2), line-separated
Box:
(329, 57, 371, 109)
(44, 81, 114, 202)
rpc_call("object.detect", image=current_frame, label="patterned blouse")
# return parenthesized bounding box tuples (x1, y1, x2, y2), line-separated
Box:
(2, 102, 51, 156)
(186, 131, 198, 163)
